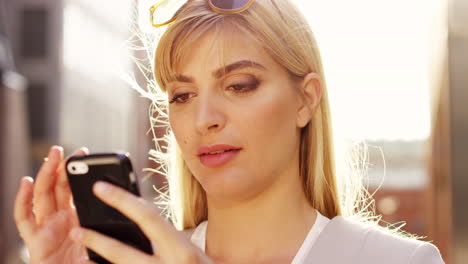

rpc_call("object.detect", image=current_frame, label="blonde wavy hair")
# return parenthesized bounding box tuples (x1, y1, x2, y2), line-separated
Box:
(140, 0, 381, 232)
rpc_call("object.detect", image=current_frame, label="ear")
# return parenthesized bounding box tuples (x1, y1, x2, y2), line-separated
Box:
(296, 72, 322, 128)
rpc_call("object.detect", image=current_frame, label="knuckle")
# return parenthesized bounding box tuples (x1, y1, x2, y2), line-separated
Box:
(56, 162, 66, 175)
(56, 175, 70, 190)
(135, 196, 149, 208)
(34, 182, 55, 196)
(140, 207, 158, 225)
(41, 157, 59, 169)
(137, 199, 158, 218)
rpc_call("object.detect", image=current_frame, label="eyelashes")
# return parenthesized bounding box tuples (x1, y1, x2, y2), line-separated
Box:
(169, 79, 261, 105)
(169, 93, 193, 104)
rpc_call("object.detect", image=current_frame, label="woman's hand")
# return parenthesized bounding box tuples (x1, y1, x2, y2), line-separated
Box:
(14, 146, 90, 264)
(69, 181, 214, 264)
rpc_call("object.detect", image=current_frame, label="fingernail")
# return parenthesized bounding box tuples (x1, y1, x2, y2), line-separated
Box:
(48, 145, 63, 159)
(81, 146, 89, 155)
(20, 177, 33, 189)
(23, 176, 33, 183)
(70, 227, 82, 241)
(94, 181, 111, 194)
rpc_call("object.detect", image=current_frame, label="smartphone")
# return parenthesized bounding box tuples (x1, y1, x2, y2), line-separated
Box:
(66, 153, 153, 264)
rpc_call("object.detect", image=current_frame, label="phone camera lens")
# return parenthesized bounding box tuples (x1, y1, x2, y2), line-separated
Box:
(72, 166, 76, 171)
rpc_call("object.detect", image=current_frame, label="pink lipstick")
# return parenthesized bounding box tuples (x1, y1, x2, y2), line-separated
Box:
(198, 144, 241, 167)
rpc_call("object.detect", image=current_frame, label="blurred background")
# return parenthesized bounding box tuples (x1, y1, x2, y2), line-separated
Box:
(0, 0, 466, 263)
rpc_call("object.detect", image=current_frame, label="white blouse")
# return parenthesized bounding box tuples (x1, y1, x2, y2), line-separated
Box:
(190, 209, 331, 263)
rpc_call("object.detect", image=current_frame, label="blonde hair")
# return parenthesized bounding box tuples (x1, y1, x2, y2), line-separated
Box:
(148, 0, 377, 231)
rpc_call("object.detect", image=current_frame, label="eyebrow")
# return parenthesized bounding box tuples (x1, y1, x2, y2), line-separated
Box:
(170, 60, 267, 84)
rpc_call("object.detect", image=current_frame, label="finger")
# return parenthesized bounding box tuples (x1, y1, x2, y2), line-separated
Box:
(92, 182, 184, 253)
(69, 227, 156, 264)
(55, 147, 90, 210)
(30, 209, 73, 259)
(14, 177, 37, 241)
(33, 145, 63, 225)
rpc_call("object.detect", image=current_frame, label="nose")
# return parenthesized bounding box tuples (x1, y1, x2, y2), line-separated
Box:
(195, 93, 226, 135)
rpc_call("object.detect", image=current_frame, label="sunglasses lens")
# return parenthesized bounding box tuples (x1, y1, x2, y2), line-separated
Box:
(152, 0, 186, 25)
(210, 0, 251, 10)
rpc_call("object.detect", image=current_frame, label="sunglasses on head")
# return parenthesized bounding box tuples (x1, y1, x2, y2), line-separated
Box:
(150, 0, 255, 28)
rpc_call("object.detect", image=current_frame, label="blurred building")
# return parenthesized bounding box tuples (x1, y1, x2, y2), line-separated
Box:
(0, 0, 157, 262)
(1, 0, 31, 263)
(365, 140, 430, 235)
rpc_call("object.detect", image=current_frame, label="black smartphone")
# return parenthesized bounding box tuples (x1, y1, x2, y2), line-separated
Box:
(66, 153, 153, 264)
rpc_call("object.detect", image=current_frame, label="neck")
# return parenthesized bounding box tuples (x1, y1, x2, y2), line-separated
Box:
(204, 165, 317, 263)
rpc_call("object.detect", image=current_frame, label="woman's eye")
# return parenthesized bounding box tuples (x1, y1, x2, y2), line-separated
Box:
(227, 82, 259, 93)
(169, 93, 193, 104)
(169, 79, 259, 104)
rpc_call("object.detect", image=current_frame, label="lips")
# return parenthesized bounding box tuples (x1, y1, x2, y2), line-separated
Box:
(197, 144, 241, 156)
(197, 144, 242, 167)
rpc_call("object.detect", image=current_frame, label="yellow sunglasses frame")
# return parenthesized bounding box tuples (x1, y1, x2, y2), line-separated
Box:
(150, 0, 255, 28)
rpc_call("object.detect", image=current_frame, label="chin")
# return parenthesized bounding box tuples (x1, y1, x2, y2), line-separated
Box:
(196, 169, 259, 203)
(204, 186, 257, 205)
(201, 174, 264, 203)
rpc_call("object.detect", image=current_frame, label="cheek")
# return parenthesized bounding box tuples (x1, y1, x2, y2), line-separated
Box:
(243, 88, 297, 140)
(169, 114, 191, 148)
(237, 86, 299, 173)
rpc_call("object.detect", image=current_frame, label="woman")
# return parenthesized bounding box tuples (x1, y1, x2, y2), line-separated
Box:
(14, 0, 444, 263)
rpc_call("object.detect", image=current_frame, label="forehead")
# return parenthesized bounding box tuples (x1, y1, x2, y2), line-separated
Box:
(175, 28, 279, 77)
